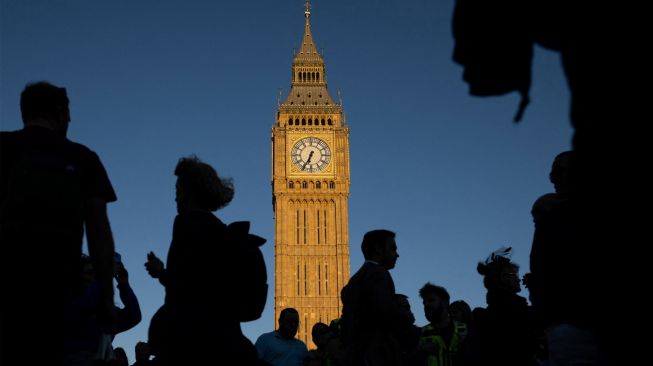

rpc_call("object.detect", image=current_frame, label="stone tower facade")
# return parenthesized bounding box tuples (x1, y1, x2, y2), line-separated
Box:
(271, 1, 351, 347)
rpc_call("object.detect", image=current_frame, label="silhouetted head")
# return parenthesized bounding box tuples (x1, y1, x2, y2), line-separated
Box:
(20, 81, 70, 136)
(278, 307, 300, 340)
(174, 155, 234, 213)
(449, 300, 473, 325)
(361, 229, 398, 269)
(112, 347, 129, 366)
(311, 322, 331, 348)
(328, 317, 342, 337)
(134, 341, 150, 362)
(549, 151, 572, 195)
(477, 247, 521, 293)
(419, 283, 450, 324)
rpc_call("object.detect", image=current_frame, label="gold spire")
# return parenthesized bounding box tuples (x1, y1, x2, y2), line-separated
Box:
(295, 0, 322, 63)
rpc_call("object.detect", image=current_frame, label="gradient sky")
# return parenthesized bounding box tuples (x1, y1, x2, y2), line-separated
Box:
(1, 0, 573, 362)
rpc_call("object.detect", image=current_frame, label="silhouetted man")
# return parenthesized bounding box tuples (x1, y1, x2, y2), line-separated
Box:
(340, 229, 412, 366)
(255, 307, 308, 366)
(417, 283, 462, 366)
(1, 81, 117, 365)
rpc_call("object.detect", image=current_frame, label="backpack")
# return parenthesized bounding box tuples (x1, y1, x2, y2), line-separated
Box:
(226, 221, 268, 322)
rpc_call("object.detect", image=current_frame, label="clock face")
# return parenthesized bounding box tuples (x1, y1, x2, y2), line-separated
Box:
(291, 137, 331, 173)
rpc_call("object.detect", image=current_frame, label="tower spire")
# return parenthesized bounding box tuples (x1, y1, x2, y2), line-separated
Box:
(295, 0, 321, 63)
(282, 0, 336, 106)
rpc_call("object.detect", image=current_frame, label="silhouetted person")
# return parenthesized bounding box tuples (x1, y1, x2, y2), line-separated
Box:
(304, 322, 334, 366)
(526, 150, 598, 366)
(417, 283, 462, 366)
(448, 300, 472, 342)
(451, 3, 642, 364)
(255, 307, 308, 366)
(110, 347, 129, 366)
(340, 229, 412, 366)
(322, 318, 347, 366)
(144, 155, 264, 366)
(395, 293, 422, 366)
(529, 151, 571, 225)
(1, 81, 117, 365)
(460, 247, 537, 366)
(63, 253, 142, 366)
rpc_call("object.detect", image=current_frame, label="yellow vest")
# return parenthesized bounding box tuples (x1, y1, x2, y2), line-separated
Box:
(418, 322, 462, 366)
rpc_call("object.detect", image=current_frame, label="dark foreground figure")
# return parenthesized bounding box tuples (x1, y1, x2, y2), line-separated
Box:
(452, 1, 646, 364)
(1, 81, 117, 365)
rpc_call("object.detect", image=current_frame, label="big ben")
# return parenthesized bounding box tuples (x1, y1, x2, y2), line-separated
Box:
(271, 1, 351, 346)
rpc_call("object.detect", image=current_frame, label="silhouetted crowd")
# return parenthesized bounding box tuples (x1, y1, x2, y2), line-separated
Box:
(2, 0, 643, 364)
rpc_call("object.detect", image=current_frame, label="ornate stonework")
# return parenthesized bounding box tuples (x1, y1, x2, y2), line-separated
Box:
(271, 1, 351, 347)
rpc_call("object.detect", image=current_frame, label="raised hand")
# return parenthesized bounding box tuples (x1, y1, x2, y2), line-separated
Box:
(145, 251, 165, 279)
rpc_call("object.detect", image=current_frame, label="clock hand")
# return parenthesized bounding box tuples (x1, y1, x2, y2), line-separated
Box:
(302, 151, 314, 170)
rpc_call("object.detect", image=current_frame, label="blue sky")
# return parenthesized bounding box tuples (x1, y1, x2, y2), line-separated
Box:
(1, 0, 572, 362)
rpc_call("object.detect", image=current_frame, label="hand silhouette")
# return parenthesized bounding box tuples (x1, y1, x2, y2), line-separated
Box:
(145, 251, 165, 279)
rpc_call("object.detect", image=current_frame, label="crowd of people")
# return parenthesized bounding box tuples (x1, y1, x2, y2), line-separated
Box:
(0, 81, 598, 365)
(2, 0, 632, 361)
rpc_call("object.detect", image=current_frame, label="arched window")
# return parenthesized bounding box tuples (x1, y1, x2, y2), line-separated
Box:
(312, 72, 316, 81)
(329, 181, 335, 189)
(316, 181, 321, 189)
(327, 118, 332, 125)
(288, 117, 293, 125)
(302, 118, 306, 125)
(302, 181, 308, 189)
(317, 72, 320, 81)
(308, 118, 312, 125)
(321, 118, 325, 125)
(289, 181, 294, 189)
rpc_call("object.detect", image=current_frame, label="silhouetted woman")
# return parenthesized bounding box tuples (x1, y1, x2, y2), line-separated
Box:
(145, 155, 263, 365)
(460, 247, 538, 366)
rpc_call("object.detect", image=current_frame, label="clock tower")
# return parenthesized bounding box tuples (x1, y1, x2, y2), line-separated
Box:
(271, 1, 351, 346)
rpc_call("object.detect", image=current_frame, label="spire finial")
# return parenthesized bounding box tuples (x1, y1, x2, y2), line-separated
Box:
(305, 0, 310, 18)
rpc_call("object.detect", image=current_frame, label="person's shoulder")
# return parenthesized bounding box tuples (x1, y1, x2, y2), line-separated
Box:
(255, 330, 277, 344)
(0, 129, 24, 146)
(0, 130, 20, 138)
(293, 338, 308, 351)
(531, 192, 563, 221)
(64, 138, 99, 157)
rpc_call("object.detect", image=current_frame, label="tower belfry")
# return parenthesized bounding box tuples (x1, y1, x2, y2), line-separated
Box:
(271, 1, 351, 346)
